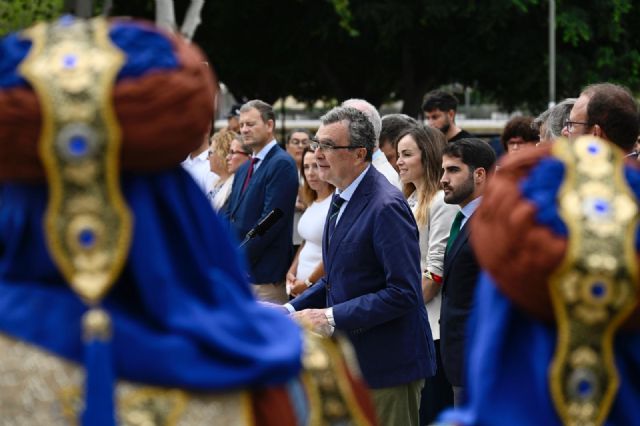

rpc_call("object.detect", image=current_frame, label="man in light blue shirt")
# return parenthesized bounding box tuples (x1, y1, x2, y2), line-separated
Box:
(287, 106, 435, 426)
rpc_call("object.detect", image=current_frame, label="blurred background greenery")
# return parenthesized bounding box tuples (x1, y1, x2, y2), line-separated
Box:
(2, 0, 639, 119)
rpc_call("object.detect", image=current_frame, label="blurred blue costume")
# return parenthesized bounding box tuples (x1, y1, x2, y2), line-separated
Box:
(0, 17, 375, 426)
(438, 137, 640, 426)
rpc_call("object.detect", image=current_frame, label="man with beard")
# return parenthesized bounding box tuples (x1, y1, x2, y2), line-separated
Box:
(422, 90, 473, 142)
(439, 138, 496, 406)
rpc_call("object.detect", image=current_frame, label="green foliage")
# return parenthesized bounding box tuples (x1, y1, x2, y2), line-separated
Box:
(0, 0, 64, 36)
(106, 0, 640, 115)
(328, 0, 359, 36)
(557, 7, 591, 45)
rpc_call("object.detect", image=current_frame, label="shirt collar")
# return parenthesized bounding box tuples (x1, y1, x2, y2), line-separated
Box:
(254, 140, 277, 161)
(459, 196, 482, 227)
(336, 165, 370, 202)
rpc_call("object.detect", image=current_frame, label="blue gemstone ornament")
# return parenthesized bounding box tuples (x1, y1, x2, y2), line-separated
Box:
(591, 282, 606, 299)
(62, 54, 77, 69)
(593, 199, 609, 214)
(577, 378, 593, 397)
(68, 135, 88, 157)
(78, 228, 96, 248)
(59, 15, 75, 27)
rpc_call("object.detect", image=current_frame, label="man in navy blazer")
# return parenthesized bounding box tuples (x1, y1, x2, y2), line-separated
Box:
(226, 100, 298, 303)
(287, 106, 435, 426)
(439, 138, 496, 406)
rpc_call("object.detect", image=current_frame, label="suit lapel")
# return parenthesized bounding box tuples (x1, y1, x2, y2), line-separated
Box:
(443, 219, 471, 278)
(230, 162, 250, 216)
(323, 168, 375, 266)
(230, 146, 280, 214)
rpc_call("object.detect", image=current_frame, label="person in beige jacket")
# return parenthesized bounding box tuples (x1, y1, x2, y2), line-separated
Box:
(396, 123, 458, 423)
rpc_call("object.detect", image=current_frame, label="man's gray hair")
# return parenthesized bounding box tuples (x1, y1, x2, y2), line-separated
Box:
(341, 98, 381, 146)
(321, 106, 375, 161)
(533, 98, 576, 140)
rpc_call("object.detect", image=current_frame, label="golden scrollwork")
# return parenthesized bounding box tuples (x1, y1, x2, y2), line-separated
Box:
(18, 17, 132, 307)
(301, 329, 371, 426)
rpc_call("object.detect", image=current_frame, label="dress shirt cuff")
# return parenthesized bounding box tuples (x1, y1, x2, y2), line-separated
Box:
(324, 307, 336, 326)
(284, 303, 296, 314)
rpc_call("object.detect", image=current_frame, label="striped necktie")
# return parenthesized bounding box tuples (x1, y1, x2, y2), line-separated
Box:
(327, 193, 346, 244)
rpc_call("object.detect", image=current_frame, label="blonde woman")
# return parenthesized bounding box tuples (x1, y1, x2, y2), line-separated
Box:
(396, 124, 457, 423)
(207, 129, 241, 211)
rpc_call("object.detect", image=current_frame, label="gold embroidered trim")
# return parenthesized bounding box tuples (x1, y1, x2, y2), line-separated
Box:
(301, 329, 371, 426)
(0, 333, 254, 426)
(548, 136, 639, 426)
(18, 17, 132, 305)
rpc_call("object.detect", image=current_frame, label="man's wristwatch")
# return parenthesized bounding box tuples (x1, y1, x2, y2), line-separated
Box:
(304, 278, 313, 287)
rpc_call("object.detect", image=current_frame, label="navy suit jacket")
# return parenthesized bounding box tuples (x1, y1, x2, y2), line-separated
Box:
(226, 144, 298, 283)
(291, 166, 435, 389)
(439, 215, 481, 387)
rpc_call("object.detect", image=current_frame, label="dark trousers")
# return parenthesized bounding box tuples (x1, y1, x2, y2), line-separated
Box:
(419, 339, 454, 425)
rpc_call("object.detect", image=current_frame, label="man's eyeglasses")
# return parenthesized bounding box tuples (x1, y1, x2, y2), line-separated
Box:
(310, 139, 365, 152)
(563, 119, 589, 133)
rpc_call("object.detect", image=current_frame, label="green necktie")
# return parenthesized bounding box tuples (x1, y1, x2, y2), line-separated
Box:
(446, 211, 465, 253)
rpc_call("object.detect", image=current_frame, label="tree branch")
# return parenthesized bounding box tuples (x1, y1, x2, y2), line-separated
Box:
(180, 0, 205, 41)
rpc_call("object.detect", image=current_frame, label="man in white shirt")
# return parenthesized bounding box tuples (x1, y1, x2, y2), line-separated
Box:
(181, 123, 218, 193)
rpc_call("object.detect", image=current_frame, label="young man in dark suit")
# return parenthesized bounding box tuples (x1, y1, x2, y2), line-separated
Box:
(226, 100, 299, 303)
(439, 138, 496, 406)
(286, 106, 435, 426)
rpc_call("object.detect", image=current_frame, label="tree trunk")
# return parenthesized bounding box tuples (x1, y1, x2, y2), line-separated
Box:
(180, 0, 205, 40)
(155, 0, 176, 33)
(62, 0, 75, 14)
(62, 0, 92, 16)
(102, 0, 113, 16)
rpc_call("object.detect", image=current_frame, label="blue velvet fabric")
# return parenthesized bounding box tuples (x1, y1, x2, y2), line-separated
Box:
(0, 168, 302, 390)
(519, 157, 640, 249)
(0, 17, 178, 90)
(82, 338, 115, 426)
(519, 157, 567, 237)
(438, 158, 640, 424)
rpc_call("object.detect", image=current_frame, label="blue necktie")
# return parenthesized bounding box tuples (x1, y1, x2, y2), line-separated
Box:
(327, 194, 346, 244)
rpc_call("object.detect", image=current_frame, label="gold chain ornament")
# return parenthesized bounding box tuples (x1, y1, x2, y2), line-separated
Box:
(549, 136, 639, 426)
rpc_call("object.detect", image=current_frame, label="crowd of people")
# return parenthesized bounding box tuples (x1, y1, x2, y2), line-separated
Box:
(185, 82, 640, 426)
(2, 14, 640, 426)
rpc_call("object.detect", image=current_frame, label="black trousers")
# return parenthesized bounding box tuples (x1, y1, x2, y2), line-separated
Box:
(419, 339, 454, 425)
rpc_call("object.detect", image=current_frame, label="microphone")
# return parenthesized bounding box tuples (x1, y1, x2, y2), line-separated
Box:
(239, 208, 284, 248)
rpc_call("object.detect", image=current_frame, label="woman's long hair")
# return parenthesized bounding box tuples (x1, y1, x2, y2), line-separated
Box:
(300, 147, 334, 205)
(398, 125, 447, 227)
